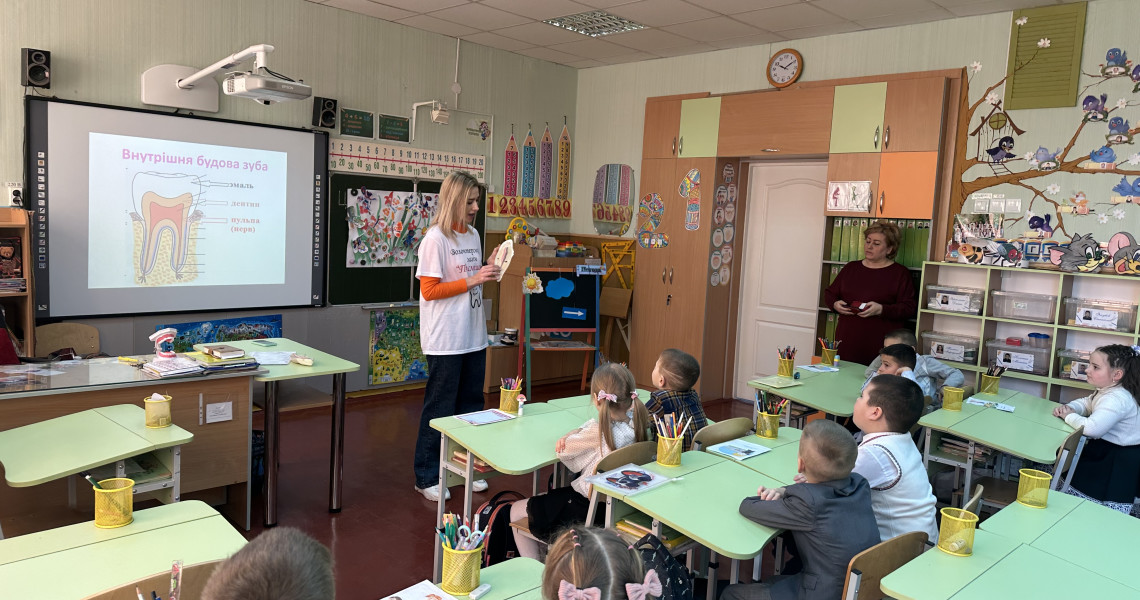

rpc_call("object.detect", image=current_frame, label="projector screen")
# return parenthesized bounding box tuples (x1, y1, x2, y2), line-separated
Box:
(25, 97, 327, 318)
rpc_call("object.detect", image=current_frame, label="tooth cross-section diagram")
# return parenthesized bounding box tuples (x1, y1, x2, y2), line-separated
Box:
(131, 172, 204, 284)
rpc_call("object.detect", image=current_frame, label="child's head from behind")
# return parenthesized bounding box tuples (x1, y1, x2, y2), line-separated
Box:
(542, 527, 657, 600)
(855, 374, 924, 434)
(797, 420, 857, 483)
(591, 362, 651, 450)
(876, 343, 917, 375)
(1090, 344, 1140, 396)
(883, 329, 918, 349)
(652, 348, 700, 391)
(201, 527, 333, 600)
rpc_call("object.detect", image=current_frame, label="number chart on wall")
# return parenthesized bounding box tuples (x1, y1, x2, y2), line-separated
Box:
(328, 138, 485, 182)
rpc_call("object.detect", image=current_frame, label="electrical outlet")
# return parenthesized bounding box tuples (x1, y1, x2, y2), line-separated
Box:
(4, 182, 22, 208)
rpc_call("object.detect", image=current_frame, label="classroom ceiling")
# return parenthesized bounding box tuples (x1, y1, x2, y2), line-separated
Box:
(307, 0, 1066, 69)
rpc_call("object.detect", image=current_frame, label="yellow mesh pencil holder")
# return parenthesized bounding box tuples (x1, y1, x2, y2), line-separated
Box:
(937, 507, 978, 556)
(756, 411, 780, 439)
(1017, 468, 1052, 508)
(499, 387, 521, 413)
(94, 478, 134, 529)
(440, 543, 482, 595)
(942, 387, 965, 411)
(656, 435, 682, 467)
(820, 348, 836, 366)
(144, 394, 173, 428)
(776, 358, 794, 378)
(979, 375, 1000, 395)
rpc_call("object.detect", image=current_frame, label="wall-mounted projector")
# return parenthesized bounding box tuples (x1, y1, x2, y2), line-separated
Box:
(224, 72, 312, 105)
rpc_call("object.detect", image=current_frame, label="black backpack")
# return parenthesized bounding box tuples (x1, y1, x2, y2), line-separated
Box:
(474, 490, 525, 567)
(634, 533, 693, 600)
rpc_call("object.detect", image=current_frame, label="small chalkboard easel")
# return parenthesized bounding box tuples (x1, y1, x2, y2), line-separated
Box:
(519, 266, 601, 399)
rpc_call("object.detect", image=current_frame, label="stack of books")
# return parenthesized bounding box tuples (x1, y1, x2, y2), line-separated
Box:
(143, 356, 204, 378)
(938, 436, 992, 460)
(613, 513, 691, 550)
(186, 351, 259, 372)
(451, 450, 494, 473)
(0, 278, 26, 292)
(203, 344, 245, 359)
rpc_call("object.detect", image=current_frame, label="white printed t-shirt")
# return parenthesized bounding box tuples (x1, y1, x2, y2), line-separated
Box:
(416, 225, 488, 355)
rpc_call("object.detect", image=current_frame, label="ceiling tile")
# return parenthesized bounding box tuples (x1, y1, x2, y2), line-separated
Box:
(661, 16, 763, 41)
(575, 0, 642, 8)
(304, 0, 331, 4)
(396, 14, 480, 37)
(596, 51, 659, 64)
(810, 0, 942, 21)
(480, 0, 593, 21)
(651, 42, 718, 58)
(943, 0, 1060, 17)
(567, 59, 607, 68)
(492, 21, 593, 45)
(853, 7, 955, 29)
(607, 0, 719, 27)
(932, 0, 1055, 7)
(380, 0, 469, 11)
(694, 0, 800, 14)
(430, 3, 531, 29)
(605, 28, 695, 51)
(461, 31, 536, 52)
(517, 46, 583, 65)
(706, 30, 786, 49)
(548, 38, 634, 59)
(735, 3, 846, 31)
(776, 20, 862, 41)
(322, 0, 415, 20)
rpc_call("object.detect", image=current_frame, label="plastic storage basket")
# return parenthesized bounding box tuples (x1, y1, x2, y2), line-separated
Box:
(1057, 349, 1092, 381)
(987, 339, 1049, 375)
(921, 331, 979, 364)
(990, 290, 1057, 323)
(1063, 297, 1137, 332)
(926, 285, 984, 315)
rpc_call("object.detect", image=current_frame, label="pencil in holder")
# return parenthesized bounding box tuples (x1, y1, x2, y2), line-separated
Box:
(776, 358, 794, 378)
(499, 387, 521, 413)
(93, 478, 134, 529)
(440, 543, 482, 595)
(937, 507, 978, 556)
(1016, 468, 1052, 508)
(656, 435, 682, 467)
(942, 387, 965, 411)
(756, 411, 780, 439)
(979, 375, 1000, 395)
(144, 394, 173, 428)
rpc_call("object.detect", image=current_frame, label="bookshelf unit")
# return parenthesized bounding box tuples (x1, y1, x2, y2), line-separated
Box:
(0, 208, 33, 356)
(916, 260, 1140, 403)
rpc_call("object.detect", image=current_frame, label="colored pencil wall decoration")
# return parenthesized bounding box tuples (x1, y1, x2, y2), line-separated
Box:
(556, 124, 571, 201)
(539, 127, 553, 199)
(503, 134, 518, 197)
(521, 129, 537, 198)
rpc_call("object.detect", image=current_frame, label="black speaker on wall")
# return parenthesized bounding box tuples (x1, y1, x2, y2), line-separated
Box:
(312, 97, 337, 129)
(21, 48, 50, 88)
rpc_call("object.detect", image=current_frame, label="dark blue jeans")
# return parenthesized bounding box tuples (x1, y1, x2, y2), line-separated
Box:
(413, 350, 487, 489)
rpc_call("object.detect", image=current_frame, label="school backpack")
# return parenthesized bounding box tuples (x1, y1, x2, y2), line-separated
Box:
(474, 489, 525, 567)
(634, 533, 693, 600)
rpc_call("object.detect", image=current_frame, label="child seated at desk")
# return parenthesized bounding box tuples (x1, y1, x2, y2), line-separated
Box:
(646, 348, 708, 451)
(861, 343, 919, 391)
(1052, 344, 1140, 514)
(510, 363, 652, 559)
(864, 329, 965, 404)
(542, 527, 665, 600)
(853, 374, 940, 542)
(202, 527, 334, 600)
(722, 420, 879, 600)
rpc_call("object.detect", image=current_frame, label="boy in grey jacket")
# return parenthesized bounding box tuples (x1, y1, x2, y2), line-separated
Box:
(865, 329, 964, 403)
(721, 420, 880, 600)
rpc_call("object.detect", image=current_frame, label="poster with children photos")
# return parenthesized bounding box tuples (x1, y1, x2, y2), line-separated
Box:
(996, 350, 1034, 372)
(1075, 307, 1120, 330)
(709, 163, 738, 287)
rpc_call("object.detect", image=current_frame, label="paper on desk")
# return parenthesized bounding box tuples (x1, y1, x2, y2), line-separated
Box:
(251, 351, 293, 365)
(799, 364, 839, 372)
(965, 398, 1015, 412)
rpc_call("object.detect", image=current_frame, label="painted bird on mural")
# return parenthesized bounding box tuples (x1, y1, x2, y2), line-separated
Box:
(1112, 176, 1140, 196)
(1028, 214, 1054, 238)
(986, 136, 1016, 163)
(1091, 145, 1117, 163)
(1106, 48, 1129, 68)
(1083, 93, 1108, 112)
(1132, 64, 1140, 83)
(1034, 147, 1062, 163)
(1108, 117, 1131, 135)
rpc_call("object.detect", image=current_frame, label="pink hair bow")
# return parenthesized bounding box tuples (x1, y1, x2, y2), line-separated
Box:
(558, 580, 602, 600)
(625, 569, 662, 600)
(597, 390, 618, 403)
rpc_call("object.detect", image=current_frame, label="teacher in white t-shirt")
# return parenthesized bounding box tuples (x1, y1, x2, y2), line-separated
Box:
(413, 171, 501, 502)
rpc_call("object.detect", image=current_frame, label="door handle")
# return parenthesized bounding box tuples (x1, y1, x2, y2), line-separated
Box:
(879, 191, 884, 215)
(678, 136, 684, 156)
(873, 126, 880, 150)
(669, 267, 674, 284)
(662, 267, 667, 284)
(672, 137, 677, 155)
(884, 125, 891, 150)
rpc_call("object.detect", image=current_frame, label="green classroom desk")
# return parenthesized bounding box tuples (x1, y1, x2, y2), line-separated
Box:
(950, 544, 1137, 600)
(461, 557, 543, 600)
(1001, 392, 1073, 431)
(735, 441, 801, 485)
(1031, 500, 1140, 591)
(747, 361, 866, 423)
(978, 490, 1083, 544)
(732, 427, 803, 449)
(209, 338, 359, 525)
(547, 388, 651, 409)
(587, 450, 725, 534)
(879, 530, 1019, 600)
(0, 500, 245, 598)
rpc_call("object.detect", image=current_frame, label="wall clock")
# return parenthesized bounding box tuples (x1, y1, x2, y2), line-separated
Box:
(767, 49, 803, 88)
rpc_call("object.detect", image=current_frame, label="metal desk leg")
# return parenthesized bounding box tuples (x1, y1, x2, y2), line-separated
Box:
(730, 559, 740, 584)
(264, 380, 280, 527)
(433, 435, 449, 583)
(532, 470, 540, 495)
(706, 550, 719, 600)
(963, 441, 975, 509)
(463, 450, 475, 522)
(329, 372, 346, 512)
(753, 556, 761, 582)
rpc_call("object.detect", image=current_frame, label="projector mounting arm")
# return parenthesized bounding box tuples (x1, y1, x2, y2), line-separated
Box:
(177, 44, 275, 90)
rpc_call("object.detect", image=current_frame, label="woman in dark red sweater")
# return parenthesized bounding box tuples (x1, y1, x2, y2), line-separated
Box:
(824, 221, 916, 365)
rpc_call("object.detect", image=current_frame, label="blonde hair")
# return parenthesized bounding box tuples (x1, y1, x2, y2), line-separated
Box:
(541, 527, 646, 600)
(799, 420, 857, 482)
(863, 220, 902, 260)
(591, 362, 651, 451)
(431, 171, 483, 240)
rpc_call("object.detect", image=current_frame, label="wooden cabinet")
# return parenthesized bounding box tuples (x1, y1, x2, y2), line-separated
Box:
(643, 99, 683, 159)
(883, 77, 948, 153)
(829, 83, 887, 153)
(879, 152, 940, 219)
(0, 208, 33, 356)
(824, 154, 881, 217)
(717, 88, 834, 156)
(678, 97, 721, 158)
(630, 159, 674, 384)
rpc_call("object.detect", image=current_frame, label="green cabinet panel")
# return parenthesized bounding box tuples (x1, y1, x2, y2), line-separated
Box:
(830, 83, 887, 154)
(678, 97, 721, 158)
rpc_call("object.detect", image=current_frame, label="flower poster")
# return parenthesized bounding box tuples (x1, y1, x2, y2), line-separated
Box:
(346, 188, 438, 268)
(369, 308, 428, 385)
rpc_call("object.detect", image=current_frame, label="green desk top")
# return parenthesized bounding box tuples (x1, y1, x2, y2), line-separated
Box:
(444, 410, 585, 475)
(949, 410, 1072, 463)
(919, 403, 988, 433)
(1002, 392, 1075, 431)
(547, 389, 651, 409)
(507, 589, 542, 600)
(949, 544, 1138, 600)
(0, 405, 193, 487)
(1032, 501, 1140, 591)
(0, 501, 246, 598)
(879, 530, 1019, 600)
(641, 450, 725, 479)
(430, 403, 563, 435)
(623, 460, 783, 560)
(461, 557, 543, 600)
(979, 490, 1083, 544)
(749, 361, 865, 418)
(735, 428, 803, 450)
(214, 338, 359, 382)
(0, 357, 259, 399)
(736, 441, 801, 485)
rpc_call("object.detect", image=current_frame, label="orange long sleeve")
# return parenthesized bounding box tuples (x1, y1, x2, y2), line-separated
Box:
(420, 276, 468, 301)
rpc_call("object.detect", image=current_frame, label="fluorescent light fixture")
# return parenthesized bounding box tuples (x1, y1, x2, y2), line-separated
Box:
(543, 10, 647, 38)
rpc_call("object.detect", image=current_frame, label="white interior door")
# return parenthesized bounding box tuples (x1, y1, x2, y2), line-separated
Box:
(733, 161, 828, 399)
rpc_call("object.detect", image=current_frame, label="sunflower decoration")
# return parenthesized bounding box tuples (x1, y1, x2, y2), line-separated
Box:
(522, 273, 543, 294)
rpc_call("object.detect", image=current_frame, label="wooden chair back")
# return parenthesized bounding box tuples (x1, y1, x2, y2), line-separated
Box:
(963, 484, 984, 514)
(597, 440, 657, 473)
(692, 417, 754, 451)
(1053, 426, 1086, 492)
(600, 286, 633, 319)
(81, 559, 224, 600)
(841, 531, 928, 600)
(35, 322, 100, 357)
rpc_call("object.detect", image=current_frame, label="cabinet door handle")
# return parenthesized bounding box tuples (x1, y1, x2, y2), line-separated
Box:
(662, 267, 667, 284)
(879, 191, 885, 215)
(884, 125, 890, 149)
(679, 136, 684, 156)
(873, 126, 880, 150)
(666, 294, 672, 306)
(672, 137, 677, 155)
(669, 267, 674, 284)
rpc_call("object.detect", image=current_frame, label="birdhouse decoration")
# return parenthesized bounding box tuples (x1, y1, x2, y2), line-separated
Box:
(970, 101, 1025, 170)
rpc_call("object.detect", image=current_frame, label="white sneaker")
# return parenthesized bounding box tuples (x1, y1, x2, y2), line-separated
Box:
(473, 479, 488, 492)
(416, 484, 451, 502)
